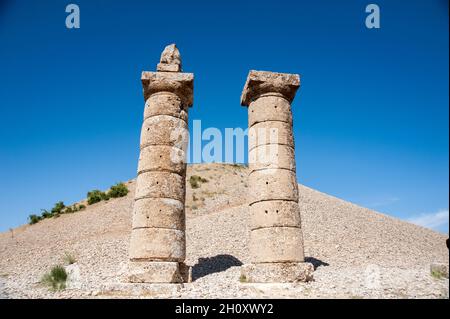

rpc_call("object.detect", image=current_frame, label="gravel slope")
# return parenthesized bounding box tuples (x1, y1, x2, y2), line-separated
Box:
(0, 163, 448, 298)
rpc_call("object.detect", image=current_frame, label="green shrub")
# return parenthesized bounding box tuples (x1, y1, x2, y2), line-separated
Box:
(87, 190, 105, 205)
(64, 206, 74, 214)
(107, 183, 129, 198)
(41, 265, 68, 291)
(78, 204, 86, 210)
(29, 214, 41, 225)
(41, 209, 52, 219)
(51, 201, 65, 215)
(189, 175, 208, 189)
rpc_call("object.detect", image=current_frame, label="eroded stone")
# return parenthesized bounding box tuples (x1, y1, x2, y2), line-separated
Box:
(138, 145, 186, 175)
(241, 70, 300, 106)
(248, 169, 299, 203)
(240, 262, 313, 283)
(248, 121, 294, 151)
(132, 198, 185, 230)
(135, 171, 185, 202)
(250, 200, 302, 230)
(249, 227, 305, 263)
(248, 94, 292, 127)
(128, 261, 187, 283)
(249, 144, 296, 173)
(144, 92, 188, 122)
(129, 228, 185, 261)
(140, 115, 188, 149)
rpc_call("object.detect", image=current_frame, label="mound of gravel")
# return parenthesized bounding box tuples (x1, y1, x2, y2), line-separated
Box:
(0, 163, 447, 298)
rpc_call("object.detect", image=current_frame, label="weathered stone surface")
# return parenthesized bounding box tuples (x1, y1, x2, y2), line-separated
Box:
(250, 200, 302, 230)
(132, 198, 185, 230)
(129, 228, 185, 261)
(248, 169, 299, 203)
(248, 121, 294, 151)
(100, 283, 183, 296)
(248, 93, 292, 127)
(249, 144, 296, 173)
(135, 171, 185, 202)
(142, 71, 193, 107)
(138, 145, 186, 175)
(140, 115, 188, 150)
(241, 70, 300, 106)
(240, 262, 313, 283)
(144, 92, 188, 122)
(249, 227, 305, 263)
(128, 261, 186, 283)
(157, 44, 182, 72)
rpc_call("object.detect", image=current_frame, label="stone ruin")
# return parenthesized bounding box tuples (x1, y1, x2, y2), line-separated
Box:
(128, 44, 313, 285)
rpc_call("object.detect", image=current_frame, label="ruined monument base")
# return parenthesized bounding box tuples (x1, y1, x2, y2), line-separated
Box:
(128, 261, 191, 283)
(99, 283, 183, 297)
(240, 262, 314, 283)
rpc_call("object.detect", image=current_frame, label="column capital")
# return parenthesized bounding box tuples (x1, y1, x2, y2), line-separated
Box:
(141, 71, 194, 107)
(241, 70, 300, 106)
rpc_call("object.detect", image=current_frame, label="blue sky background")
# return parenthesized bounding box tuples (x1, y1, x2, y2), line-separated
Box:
(0, 0, 448, 233)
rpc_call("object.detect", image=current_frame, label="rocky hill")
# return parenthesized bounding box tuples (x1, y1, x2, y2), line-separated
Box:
(0, 163, 448, 298)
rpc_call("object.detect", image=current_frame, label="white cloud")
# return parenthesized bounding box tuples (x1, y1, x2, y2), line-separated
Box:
(407, 209, 449, 232)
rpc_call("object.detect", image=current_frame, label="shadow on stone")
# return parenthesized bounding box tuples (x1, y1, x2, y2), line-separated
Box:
(305, 257, 330, 270)
(192, 254, 243, 281)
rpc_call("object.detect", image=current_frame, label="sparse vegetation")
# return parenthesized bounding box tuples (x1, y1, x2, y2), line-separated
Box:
(41, 265, 68, 291)
(239, 274, 247, 283)
(64, 252, 76, 265)
(189, 175, 208, 189)
(107, 183, 129, 198)
(27, 183, 127, 225)
(87, 190, 106, 205)
(431, 269, 445, 279)
(28, 214, 41, 225)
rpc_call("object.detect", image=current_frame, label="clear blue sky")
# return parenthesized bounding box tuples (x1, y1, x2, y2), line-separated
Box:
(0, 0, 448, 233)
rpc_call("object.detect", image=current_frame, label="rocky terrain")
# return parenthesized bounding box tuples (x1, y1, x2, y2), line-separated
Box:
(0, 163, 448, 299)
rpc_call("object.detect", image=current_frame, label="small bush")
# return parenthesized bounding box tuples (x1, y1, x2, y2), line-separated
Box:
(239, 274, 247, 283)
(107, 183, 129, 198)
(78, 204, 86, 210)
(41, 209, 52, 219)
(41, 265, 68, 291)
(189, 175, 208, 189)
(51, 201, 65, 215)
(87, 190, 105, 205)
(29, 214, 41, 225)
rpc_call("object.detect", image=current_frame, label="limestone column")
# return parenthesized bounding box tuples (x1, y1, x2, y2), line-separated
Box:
(240, 70, 313, 283)
(128, 44, 193, 283)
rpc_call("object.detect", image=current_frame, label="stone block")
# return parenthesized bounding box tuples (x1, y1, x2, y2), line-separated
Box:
(129, 228, 185, 261)
(144, 92, 188, 122)
(248, 169, 299, 203)
(132, 198, 185, 230)
(127, 261, 188, 283)
(140, 115, 188, 149)
(141, 71, 194, 107)
(241, 70, 300, 106)
(240, 262, 313, 283)
(249, 144, 296, 173)
(250, 200, 302, 230)
(135, 171, 185, 202)
(138, 145, 186, 175)
(249, 227, 304, 263)
(248, 93, 292, 127)
(248, 121, 294, 151)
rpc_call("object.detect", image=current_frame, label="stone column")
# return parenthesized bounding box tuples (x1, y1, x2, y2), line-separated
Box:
(240, 70, 313, 283)
(128, 44, 193, 283)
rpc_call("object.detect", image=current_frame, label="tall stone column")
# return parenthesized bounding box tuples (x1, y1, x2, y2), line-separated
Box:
(128, 44, 193, 283)
(240, 70, 313, 283)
